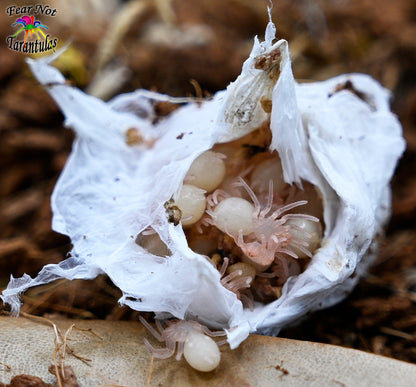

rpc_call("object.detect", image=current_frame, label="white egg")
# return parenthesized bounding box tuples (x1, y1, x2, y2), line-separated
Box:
(183, 332, 221, 372)
(212, 197, 254, 236)
(185, 151, 226, 192)
(176, 184, 207, 227)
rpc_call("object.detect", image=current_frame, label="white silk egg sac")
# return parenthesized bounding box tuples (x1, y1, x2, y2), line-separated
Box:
(1, 15, 405, 360)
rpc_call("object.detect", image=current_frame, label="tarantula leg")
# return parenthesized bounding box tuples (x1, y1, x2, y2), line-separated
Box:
(139, 316, 164, 342)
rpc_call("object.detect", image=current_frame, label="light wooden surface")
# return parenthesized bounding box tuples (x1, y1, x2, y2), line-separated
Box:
(1, 316, 415, 386)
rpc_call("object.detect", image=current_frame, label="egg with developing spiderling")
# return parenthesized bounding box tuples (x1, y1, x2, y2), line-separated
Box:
(1, 11, 405, 368)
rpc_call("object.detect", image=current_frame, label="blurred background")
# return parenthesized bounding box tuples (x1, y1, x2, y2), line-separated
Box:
(0, 0, 415, 363)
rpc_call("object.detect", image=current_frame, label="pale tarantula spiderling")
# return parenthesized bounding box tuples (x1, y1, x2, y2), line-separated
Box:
(219, 258, 254, 294)
(208, 177, 320, 272)
(218, 258, 256, 309)
(139, 316, 226, 372)
(240, 178, 319, 266)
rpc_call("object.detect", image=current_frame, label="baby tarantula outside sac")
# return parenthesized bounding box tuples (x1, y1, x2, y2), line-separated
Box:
(139, 316, 227, 372)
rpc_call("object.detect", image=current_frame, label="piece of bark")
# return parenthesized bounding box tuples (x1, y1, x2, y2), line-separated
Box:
(1, 374, 53, 387)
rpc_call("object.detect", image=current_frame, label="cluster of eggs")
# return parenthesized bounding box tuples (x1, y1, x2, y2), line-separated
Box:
(171, 128, 323, 305)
